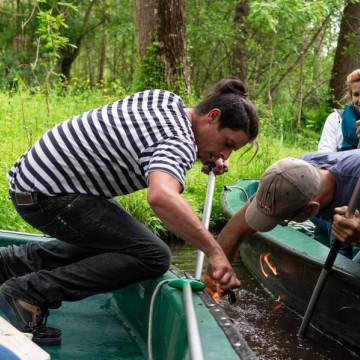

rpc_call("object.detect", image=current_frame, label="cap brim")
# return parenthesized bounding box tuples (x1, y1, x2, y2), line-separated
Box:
(245, 197, 282, 232)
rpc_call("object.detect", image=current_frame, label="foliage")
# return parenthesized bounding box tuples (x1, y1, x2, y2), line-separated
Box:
(0, 0, 354, 132)
(36, 2, 77, 55)
(132, 43, 168, 92)
(185, 0, 239, 96)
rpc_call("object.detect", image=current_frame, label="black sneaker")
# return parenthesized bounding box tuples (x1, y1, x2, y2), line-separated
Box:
(0, 290, 62, 346)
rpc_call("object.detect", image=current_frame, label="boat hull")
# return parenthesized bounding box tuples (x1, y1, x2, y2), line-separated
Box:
(221, 179, 360, 355)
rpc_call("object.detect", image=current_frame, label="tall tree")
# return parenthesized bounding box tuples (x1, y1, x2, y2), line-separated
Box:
(98, 0, 107, 85)
(232, 0, 249, 83)
(329, 1, 360, 106)
(58, 1, 98, 83)
(133, 0, 190, 94)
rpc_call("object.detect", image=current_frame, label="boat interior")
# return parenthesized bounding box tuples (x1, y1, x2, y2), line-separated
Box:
(0, 230, 254, 360)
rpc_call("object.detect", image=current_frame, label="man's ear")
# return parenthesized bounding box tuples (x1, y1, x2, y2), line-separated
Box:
(305, 201, 320, 218)
(207, 108, 221, 123)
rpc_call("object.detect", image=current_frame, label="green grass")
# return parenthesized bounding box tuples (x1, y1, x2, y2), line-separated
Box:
(0, 89, 318, 238)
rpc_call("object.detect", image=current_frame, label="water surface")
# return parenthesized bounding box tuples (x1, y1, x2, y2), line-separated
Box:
(171, 244, 360, 360)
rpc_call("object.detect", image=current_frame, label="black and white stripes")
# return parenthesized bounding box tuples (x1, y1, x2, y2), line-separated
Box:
(8, 90, 197, 198)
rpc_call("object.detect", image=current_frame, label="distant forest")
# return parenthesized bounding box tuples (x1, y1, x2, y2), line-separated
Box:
(1, 0, 360, 133)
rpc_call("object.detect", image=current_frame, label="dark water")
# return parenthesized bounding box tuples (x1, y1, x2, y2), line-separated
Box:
(171, 244, 360, 360)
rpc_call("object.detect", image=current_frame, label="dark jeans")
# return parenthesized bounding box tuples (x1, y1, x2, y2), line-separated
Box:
(3, 193, 171, 309)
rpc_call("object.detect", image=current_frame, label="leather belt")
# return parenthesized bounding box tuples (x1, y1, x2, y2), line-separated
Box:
(10, 192, 51, 205)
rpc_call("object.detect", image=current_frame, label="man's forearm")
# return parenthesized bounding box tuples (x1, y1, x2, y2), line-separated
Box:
(217, 201, 256, 264)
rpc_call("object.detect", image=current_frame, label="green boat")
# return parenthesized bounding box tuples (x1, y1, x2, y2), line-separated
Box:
(220, 179, 360, 356)
(0, 229, 255, 360)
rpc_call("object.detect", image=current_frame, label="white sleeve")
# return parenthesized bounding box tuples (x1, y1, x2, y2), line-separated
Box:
(317, 112, 343, 152)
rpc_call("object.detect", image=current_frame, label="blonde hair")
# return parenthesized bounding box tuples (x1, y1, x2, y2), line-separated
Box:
(345, 68, 360, 100)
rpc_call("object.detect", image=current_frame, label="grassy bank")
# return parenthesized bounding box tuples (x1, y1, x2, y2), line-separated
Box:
(0, 89, 318, 238)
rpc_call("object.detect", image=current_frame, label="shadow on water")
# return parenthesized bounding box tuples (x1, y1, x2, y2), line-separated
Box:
(170, 244, 360, 360)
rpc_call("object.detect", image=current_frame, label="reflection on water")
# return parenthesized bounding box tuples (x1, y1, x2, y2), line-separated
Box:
(170, 244, 360, 360)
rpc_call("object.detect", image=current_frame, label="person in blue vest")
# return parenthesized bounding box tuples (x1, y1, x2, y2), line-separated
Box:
(318, 68, 360, 152)
(338, 68, 360, 151)
(0, 78, 259, 345)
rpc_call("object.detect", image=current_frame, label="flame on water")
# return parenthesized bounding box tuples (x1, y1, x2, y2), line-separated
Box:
(259, 252, 278, 278)
(264, 253, 278, 275)
(202, 275, 221, 303)
(272, 295, 283, 311)
(206, 287, 221, 303)
(259, 254, 282, 309)
(259, 254, 268, 277)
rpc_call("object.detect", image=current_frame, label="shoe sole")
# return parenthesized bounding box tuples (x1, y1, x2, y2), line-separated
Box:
(33, 336, 62, 346)
(0, 291, 61, 346)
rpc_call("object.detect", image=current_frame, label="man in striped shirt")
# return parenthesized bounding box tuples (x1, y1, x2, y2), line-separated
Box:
(1, 78, 258, 345)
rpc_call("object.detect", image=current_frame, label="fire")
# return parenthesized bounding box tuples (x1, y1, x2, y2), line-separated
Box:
(202, 275, 222, 303)
(259, 252, 278, 277)
(206, 287, 221, 303)
(272, 295, 283, 311)
(259, 254, 282, 309)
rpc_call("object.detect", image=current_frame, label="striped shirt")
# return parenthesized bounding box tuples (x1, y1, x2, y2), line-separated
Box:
(8, 90, 197, 198)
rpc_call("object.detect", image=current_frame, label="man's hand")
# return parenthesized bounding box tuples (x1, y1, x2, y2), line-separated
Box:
(332, 206, 360, 244)
(202, 159, 229, 175)
(206, 251, 240, 291)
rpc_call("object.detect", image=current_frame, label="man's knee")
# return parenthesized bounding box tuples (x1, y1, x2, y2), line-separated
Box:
(149, 242, 172, 276)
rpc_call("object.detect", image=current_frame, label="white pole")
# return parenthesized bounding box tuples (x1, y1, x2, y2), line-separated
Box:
(183, 283, 205, 360)
(194, 171, 216, 280)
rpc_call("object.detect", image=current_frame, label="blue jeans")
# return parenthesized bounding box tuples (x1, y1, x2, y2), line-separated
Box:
(3, 193, 171, 308)
(311, 217, 352, 259)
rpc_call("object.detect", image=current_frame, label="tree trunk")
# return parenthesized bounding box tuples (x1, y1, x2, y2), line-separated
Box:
(329, 2, 360, 106)
(296, 51, 304, 131)
(134, 0, 190, 94)
(59, 1, 96, 83)
(232, 0, 249, 83)
(98, 2, 107, 85)
(98, 34, 107, 86)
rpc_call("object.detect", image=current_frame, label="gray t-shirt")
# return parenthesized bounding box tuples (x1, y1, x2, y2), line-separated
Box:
(300, 150, 360, 221)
